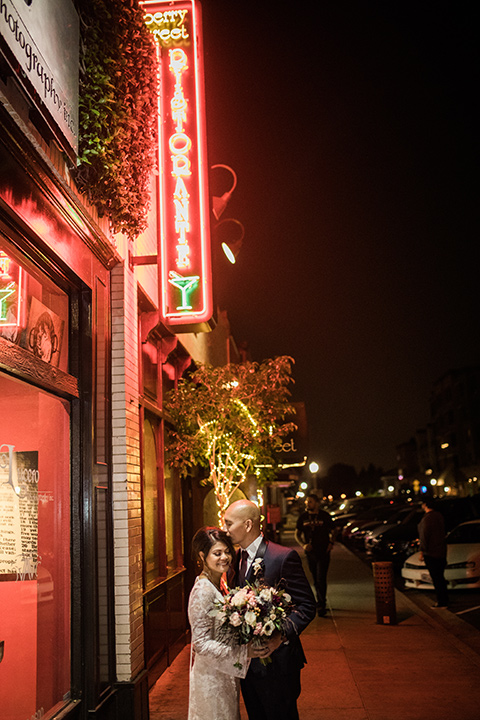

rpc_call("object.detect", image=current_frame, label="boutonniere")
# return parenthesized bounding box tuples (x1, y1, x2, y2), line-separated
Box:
(252, 558, 264, 576)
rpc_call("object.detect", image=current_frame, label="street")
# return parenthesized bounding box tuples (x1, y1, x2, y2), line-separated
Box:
(344, 536, 480, 633)
(404, 587, 480, 633)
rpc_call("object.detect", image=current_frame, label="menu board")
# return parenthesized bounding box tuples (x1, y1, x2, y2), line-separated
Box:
(0, 450, 39, 578)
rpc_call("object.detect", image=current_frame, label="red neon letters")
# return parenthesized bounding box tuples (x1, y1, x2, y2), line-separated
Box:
(143, 1, 212, 328)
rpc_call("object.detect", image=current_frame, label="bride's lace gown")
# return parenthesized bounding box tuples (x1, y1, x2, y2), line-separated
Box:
(188, 576, 249, 720)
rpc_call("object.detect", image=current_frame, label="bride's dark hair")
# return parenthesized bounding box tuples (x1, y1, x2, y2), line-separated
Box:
(191, 526, 235, 561)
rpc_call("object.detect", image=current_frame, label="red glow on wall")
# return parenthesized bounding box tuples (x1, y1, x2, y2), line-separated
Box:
(143, 0, 212, 328)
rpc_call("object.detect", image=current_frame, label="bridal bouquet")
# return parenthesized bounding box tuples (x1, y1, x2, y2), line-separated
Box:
(211, 571, 293, 667)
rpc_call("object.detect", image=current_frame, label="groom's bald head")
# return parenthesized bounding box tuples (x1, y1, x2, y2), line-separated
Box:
(224, 499, 261, 548)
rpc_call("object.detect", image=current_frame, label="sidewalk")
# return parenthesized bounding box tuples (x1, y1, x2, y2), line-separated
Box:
(149, 540, 480, 720)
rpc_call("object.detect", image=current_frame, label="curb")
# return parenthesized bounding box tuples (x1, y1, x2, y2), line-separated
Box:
(394, 584, 480, 666)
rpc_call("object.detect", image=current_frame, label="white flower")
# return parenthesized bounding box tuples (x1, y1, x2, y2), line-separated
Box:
(283, 592, 291, 603)
(245, 610, 257, 627)
(261, 620, 275, 636)
(270, 611, 277, 621)
(231, 588, 248, 607)
(229, 612, 242, 627)
(259, 587, 273, 602)
(252, 558, 263, 575)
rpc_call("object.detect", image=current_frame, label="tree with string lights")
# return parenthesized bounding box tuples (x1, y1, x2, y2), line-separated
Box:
(163, 356, 296, 520)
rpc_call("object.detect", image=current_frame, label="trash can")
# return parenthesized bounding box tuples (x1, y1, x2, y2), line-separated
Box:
(372, 561, 397, 625)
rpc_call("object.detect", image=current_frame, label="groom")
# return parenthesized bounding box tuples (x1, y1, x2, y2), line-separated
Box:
(224, 499, 316, 720)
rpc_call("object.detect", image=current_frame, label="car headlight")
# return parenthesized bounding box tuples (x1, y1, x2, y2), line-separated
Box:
(447, 561, 476, 569)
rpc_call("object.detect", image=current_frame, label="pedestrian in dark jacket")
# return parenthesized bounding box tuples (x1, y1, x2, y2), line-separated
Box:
(418, 496, 449, 608)
(295, 493, 334, 616)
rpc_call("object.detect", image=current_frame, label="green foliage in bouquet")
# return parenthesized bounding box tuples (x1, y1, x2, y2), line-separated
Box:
(163, 356, 297, 518)
(76, 0, 158, 239)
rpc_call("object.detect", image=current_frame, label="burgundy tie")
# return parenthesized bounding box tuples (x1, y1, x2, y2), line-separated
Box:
(238, 550, 248, 586)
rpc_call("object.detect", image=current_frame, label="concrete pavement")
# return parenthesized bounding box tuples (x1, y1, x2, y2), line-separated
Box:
(149, 539, 480, 720)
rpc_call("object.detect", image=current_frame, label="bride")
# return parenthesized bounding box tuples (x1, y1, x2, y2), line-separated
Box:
(188, 526, 269, 720)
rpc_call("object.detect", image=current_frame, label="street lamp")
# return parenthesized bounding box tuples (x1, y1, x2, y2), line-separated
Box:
(210, 165, 244, 264)
(211, 164, 238, 220)
(308, 461, 320, 494)
(215, 218, 244, 264)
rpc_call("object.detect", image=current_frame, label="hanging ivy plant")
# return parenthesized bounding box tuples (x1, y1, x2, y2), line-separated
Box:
(75, 0, 158, 240)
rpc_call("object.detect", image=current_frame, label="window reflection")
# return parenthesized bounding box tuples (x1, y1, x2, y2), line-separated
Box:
(0, 240, 69, 373)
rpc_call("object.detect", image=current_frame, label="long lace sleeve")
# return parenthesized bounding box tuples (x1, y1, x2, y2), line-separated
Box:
(188, 579, 249, 679)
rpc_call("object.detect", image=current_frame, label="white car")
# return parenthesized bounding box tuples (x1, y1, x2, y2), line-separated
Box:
(402, 519, 480, 591)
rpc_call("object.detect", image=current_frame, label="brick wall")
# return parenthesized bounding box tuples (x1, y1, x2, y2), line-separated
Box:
(111, 260, 145, 681)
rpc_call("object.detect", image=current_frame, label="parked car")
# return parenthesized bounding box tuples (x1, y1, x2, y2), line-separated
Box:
(342, 503, 407, 547)
(366, 497, 480, 568)
(329, 496, 388, 518)
(365, 506, 424, 566)
(402, 519, 480, 590)
(329, 497, 389, 533)
(363, 505, 418, 553)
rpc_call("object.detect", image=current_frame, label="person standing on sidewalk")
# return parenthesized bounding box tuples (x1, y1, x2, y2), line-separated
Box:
(418, 496, 449, 609)
(295, 493, 334, 616)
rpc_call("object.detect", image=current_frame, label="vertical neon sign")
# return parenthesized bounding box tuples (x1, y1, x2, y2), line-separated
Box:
(143, 1, 212, 328)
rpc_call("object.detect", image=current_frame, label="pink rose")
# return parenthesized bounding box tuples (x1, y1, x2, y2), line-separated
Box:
(229, 612, 242, 627)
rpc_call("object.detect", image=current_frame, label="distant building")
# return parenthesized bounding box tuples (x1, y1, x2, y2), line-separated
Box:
(395, 367, 480, 497)
(429, 366, 480, 494)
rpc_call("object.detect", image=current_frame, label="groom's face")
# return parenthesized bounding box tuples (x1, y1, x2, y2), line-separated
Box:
(224, 508, 250, 548)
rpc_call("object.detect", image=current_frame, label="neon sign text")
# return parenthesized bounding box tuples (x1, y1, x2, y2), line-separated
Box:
(144, 9, 189, 46)
(169, 48, 192, 270)
(142, 0, 212, 328)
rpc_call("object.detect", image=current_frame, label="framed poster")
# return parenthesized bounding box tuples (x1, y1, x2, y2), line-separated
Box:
(25, 297, 64, 367)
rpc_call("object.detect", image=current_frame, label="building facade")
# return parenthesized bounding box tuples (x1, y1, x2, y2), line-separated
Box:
(1, 1, 227, 719)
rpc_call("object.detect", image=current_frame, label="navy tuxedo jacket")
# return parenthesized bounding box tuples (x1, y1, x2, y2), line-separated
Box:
(233, 537, 316, 676)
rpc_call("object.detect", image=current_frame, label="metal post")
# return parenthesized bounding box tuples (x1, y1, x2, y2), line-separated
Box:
(372, 561, 397, 625)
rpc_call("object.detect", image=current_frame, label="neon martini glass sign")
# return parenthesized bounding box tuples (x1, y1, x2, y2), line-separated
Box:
(0, 251, 24, 331)
(142, 0, 212, 328)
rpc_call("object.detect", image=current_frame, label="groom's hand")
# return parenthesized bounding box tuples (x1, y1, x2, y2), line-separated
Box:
(263, 631, 283, 656)
(248, 643, 270, 659)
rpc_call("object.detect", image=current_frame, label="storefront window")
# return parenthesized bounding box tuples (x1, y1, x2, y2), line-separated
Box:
(164, 461, 181, 568)
(0, 373, 71, 720)
(0, 244, 69, 373)
(142, 414, 182, 582)
(143, 416, 160, 584)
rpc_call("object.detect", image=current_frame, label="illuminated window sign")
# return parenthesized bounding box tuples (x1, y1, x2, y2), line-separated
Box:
(0, 251, 25, 333)
(142, 0, 212, 328)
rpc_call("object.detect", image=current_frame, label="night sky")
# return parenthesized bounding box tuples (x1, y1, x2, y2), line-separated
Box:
(200, 1, 478, 473)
